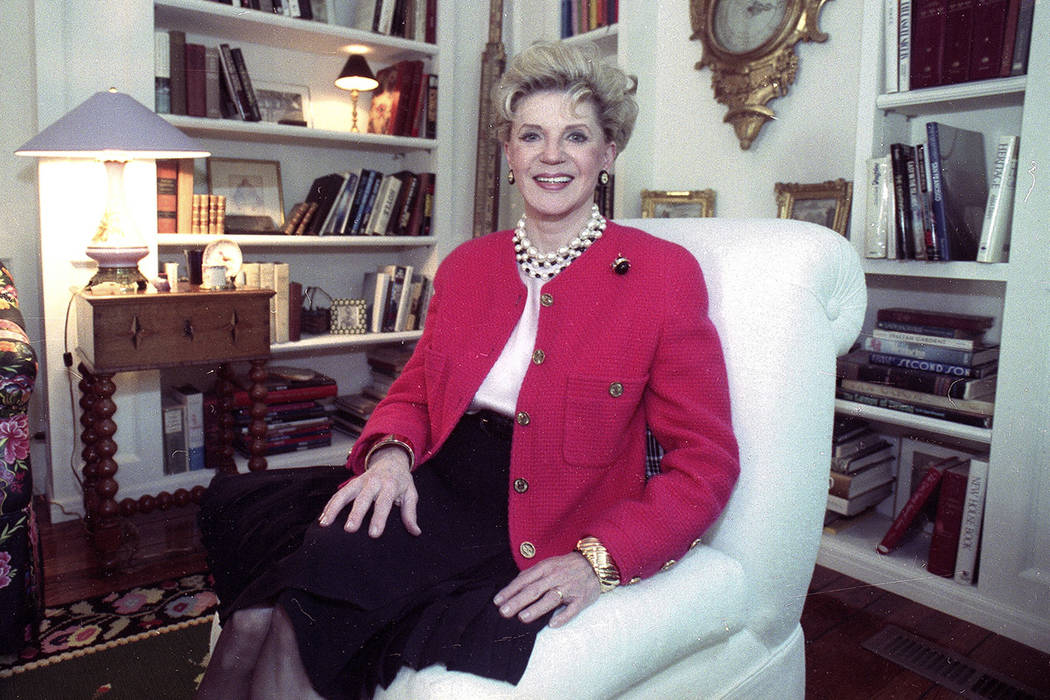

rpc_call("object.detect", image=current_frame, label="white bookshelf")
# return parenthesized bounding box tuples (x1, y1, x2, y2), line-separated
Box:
(825, 0, 1050, 654)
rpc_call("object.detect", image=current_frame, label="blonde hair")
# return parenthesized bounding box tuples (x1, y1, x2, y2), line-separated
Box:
(493, 41, 638, 153)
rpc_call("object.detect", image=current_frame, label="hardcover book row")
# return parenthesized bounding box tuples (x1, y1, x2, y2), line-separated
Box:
(560, 0, 619, 38)
(863, 123, 1018, 262)
(886, 0, 1034, 92)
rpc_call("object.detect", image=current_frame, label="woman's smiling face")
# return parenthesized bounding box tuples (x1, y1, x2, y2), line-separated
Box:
(503, 90, 616, 231)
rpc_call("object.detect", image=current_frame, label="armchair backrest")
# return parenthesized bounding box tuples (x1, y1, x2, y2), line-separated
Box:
(621, 218, 866, 644)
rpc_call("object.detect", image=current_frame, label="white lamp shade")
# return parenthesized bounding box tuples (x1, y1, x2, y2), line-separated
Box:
(15, 89, 210, 160)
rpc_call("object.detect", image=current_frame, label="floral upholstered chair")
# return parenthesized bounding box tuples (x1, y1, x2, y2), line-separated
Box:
(0, 263, 41, 658)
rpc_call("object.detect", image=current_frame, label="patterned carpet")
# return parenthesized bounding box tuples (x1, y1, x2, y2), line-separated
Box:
(1, 572, 217, 679)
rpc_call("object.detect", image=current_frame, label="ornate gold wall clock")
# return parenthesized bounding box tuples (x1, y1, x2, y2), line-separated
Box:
(690, 0, 832, 150)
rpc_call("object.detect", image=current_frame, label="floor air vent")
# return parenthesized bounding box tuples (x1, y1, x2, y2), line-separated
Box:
(862, 625, 1049, 700)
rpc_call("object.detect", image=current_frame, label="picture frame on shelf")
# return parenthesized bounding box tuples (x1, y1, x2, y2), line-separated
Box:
(253, 81, 312, 127)
(640, 189, 716, 218)
(330, 298, 367, 335)
(774, 179, 853, 236)
(208, 157, 285, 232)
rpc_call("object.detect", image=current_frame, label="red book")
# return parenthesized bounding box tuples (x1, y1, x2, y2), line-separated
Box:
(998, 0, 1023, 76)
(911, 0, 949, 89)
(926, 461, 972, 576)
(941, 0, 975, 84)
(970, 0, 1011, 80)
(156, 159, 179, 234)
(185, 43, 208, 117)
(877, 457, 961, 554)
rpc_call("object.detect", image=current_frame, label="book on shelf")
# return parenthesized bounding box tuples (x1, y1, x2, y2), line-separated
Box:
(156, 159, 179, 234)
(840, 378, 994, 416)
(827, 481, 894, 517)
(829, 457, 896, 500)
(877, 307, 994, 333)
(177, 159, 194, 234)
(832, 428, 886, 458)
(231, 367, 338, 407)
(836, 387, 994, 428)
(877, 456, 962, 554)
(169, 30, 187, 116)
(863, 155, 894, 258)
(839, 349, 997, 399)
(155, 30, 171, 114)
(161, 396, 189, 475)
(273, 262, 290, 344)
(926, 459, 972, 576)
(204, 46, 223, 119)
(870, 327, 983, 351)
(889, 142, 920, 259)
(561, 0, 618, 37)
(926, 121, 987, 261)
(229, 46, 262, 121)
(832, 440, 895, 474)
(303, 172, 349, 235)
(977, 134, 1020, 263)
(904, 0, 1031, 89)
(185, 43, 208, 118)
(861, 335, 999, 367)
(954, 455, 988, 584)
(171, 384, 207, 471)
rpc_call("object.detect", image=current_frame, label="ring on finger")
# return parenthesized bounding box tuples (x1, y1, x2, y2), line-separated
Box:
(552, 587, 564, 603)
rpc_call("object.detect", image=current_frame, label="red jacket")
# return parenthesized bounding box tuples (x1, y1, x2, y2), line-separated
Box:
(347, 221, 739, 583)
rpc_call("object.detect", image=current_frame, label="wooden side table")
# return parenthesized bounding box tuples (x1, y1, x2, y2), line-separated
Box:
(74, 286, 274, 574)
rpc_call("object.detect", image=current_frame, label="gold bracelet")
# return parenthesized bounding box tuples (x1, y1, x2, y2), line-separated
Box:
(576, 536, 621, 593)
(364, 435, 415, 471)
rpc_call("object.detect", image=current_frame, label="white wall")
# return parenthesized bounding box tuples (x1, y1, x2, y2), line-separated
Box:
(1, 1, 47, 494)
(621, 0, 862, 220)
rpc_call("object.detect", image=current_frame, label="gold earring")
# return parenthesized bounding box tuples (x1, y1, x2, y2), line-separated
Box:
(507, 170, 515, 184)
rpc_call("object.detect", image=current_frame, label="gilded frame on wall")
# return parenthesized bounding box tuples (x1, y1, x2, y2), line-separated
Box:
(641, 189, 716, 218)
(774, 179, 853, 236)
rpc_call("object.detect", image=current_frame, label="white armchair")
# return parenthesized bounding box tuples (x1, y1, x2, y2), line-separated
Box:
(208, 217, 866, 698)
(376, 218, 866, 698)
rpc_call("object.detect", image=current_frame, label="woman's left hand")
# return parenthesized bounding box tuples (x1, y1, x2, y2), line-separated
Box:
(493, 552, 601, 628)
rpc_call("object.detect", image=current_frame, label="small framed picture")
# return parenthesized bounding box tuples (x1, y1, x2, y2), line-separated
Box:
(774, 179, 853, 236)
(253, 81, 312, 127)
(208, 158, 285, 231)
(330, 298, 367, 335)
(640, 189, 716, 218)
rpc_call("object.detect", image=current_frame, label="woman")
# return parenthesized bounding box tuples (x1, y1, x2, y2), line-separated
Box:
(197, 41, 738, 699)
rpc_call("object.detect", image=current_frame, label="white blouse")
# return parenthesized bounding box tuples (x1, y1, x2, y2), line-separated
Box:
(469, 270, 543, 418)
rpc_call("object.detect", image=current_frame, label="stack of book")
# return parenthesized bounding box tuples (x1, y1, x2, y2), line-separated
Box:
(876, 451, 990, 584)
(826, 417, 896, 518)
(838, 307, 998, 428)
(886, 0, 1034, 93)
(230, 366, 338, 456)
(287, 170, 434, 237)
(367, 60, 437, 138)
(328, 346, 415, 436)
(862, 123, 1017, 262)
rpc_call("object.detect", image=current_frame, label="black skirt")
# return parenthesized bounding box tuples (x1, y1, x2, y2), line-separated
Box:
(198, 412, 549, 699)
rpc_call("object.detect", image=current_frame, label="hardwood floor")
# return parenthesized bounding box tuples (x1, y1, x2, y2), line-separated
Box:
(37, 499, 1050, 698)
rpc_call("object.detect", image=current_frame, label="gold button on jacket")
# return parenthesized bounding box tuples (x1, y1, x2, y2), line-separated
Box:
(609, 381, 624, 397)
(515, 411, 531, 426)
(539, 293, 554, 307)
(513, 478, 529, 493)
(532, 348, 546, 364)
(519, 541, 536, 558)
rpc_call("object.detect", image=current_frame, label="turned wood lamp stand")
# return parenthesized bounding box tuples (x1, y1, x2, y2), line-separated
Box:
(74, 287, 273, 575)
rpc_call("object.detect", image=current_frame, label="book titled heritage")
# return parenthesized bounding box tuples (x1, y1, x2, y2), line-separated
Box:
(926, 460, 972, 576)
(977, 134, 1020, 263)
(877, 457, 960, 554)
(954, 456, 989, 584)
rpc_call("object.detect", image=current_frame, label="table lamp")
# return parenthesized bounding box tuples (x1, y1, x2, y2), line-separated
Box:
(335, 54, 379, 133)
(16, 88, 210, 292)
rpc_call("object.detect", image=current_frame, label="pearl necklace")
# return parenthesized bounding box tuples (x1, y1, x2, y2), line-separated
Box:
(513, 205, 606, 280)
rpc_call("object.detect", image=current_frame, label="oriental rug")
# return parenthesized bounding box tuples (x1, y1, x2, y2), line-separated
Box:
(1, 573, 217, 698)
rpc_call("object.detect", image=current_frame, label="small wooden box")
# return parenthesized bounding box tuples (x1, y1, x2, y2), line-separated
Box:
(76, 287, 274, 373)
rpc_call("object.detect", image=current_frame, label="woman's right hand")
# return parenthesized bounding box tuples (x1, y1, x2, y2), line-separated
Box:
(318, 446, 421, 537)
